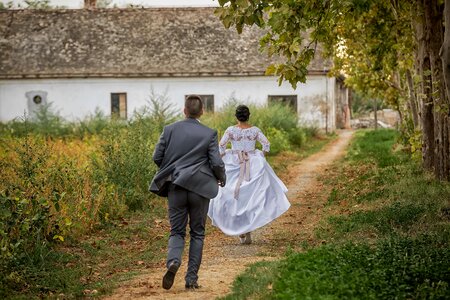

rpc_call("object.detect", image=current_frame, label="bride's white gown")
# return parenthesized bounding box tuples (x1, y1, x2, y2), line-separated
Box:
(208, 126, 291, 236)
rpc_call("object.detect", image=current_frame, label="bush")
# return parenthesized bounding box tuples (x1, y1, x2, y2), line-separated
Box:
(201, 99, 318, 154)
(249, 102, 298, 134)
(73, 108, 111, 138)
(92, 116, 160, 211)
(0, 91, 176, 295)
(264, 127, 291, 154)
(0, 135, 70, 291)
(1, 103, 72, 138)
(92, 92, 178, 211)
(287, 128, 307, 147)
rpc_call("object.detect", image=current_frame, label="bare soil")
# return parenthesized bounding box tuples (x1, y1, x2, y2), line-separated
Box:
(104, 130, 354, 300)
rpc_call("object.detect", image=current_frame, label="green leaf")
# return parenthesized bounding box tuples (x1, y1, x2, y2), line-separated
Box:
(278, 75, 284, 86)
(289, 42, 300, 54)
(236, 22, 243, 34)
(236, 0, 248, 8)
(223, 15, 234, 28)
(218, 0, 229, 6)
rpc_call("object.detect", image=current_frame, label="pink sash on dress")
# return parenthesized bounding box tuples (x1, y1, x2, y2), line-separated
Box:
(233, 150, 254, 199)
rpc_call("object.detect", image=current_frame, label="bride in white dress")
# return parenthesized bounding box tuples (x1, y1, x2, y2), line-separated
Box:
(208, 105, 291, 244)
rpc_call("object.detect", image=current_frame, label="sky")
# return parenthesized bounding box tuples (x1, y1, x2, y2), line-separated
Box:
(1, 0, 219, 8)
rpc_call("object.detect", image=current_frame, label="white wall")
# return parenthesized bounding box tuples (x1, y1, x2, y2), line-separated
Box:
(0, 75, 336, 129)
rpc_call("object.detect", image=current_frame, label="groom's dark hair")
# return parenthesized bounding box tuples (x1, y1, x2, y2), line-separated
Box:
(185, 95, 203, 118)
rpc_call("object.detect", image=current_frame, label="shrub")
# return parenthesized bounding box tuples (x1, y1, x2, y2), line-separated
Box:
(287, 128, 307, 147)
(73, 108, 110, 138)
(250, 102, 298, 134)
(92, 93, 178, 211)
(200, 98, 237, 135)
(202, 100, 312, 154)
(92, 116, 160, 211)
(264, 127, 291, 154)
(0, 135, 64, 290)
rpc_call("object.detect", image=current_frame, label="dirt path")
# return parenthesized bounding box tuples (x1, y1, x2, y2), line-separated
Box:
(104, 130, 354, 300)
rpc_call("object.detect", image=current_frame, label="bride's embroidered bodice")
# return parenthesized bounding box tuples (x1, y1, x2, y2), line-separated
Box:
(219, 126, 270, 154)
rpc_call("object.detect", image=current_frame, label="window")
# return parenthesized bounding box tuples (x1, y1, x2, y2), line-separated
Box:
(201, 95, 215, 112)
(268, 95, 298, 112)
(33, 95, 42, 104)
(111, 93, 127, 119)
(185, 94, 215, 113)
(26, 91, 48, 119)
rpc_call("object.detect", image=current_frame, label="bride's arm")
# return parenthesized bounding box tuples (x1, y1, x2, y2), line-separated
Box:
(218, 128, 231, 156)
(256, 128, 270, 155)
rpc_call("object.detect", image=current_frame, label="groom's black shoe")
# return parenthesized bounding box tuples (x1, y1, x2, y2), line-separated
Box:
(162, 261, 179, 290)
(185, 281, 200, 290)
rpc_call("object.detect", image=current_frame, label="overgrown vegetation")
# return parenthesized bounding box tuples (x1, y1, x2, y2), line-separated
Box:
(0, 98, 323, 298)
(203, 99, 320, 155)
(223, 129, 450, 299)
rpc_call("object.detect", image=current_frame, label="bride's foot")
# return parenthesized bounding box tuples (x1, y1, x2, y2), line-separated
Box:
(239, 234, 246, 244)
(244, 232, 252, 244)
(239, 233, 252, 244)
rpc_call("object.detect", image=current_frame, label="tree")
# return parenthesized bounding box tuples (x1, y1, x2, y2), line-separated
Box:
(216, 0, 449, 180)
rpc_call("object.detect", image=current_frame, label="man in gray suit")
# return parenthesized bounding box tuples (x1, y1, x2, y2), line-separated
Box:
(149, 95, 226, 290)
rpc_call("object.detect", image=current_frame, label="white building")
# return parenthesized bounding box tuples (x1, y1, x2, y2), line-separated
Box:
(0, 7, 350, 130)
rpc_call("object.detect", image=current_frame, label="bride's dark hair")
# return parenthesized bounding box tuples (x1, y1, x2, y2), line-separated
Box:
(235, 105, 250, 122)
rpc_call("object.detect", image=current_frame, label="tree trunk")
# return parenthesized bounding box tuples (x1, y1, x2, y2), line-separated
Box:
(416, 0, 435, 172)
(424, 0, 449, 180)
(441, 0, 450, 180)
(442, 0, 450, 102)
(406, 69, 420, 129)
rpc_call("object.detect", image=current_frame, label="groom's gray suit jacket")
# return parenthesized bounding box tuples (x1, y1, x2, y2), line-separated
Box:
(149, 118, 226, 199)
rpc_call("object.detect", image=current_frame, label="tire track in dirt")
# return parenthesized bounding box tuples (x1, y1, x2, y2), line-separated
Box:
(104, 130, 354, 300)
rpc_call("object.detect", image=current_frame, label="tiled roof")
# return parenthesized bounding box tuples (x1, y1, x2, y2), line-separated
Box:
(0, 7, 330, 79)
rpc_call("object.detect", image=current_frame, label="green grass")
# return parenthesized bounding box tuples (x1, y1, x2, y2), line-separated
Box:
(327, 201, 427, 235)
(224, 129, 450, 299)
(273, 235, 449, 299)
(347, 129, 403, 167)
(220, 260, 280, 300)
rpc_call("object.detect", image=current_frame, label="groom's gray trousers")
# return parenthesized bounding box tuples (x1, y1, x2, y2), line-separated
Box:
(167, 183, 210, 284)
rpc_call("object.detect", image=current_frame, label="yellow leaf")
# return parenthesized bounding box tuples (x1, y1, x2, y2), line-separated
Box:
(65, 218, 72, 226)
(53, 235, 64, 242)
(265, 64, 277, 75)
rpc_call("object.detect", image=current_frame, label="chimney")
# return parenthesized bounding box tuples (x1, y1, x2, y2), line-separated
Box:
(84, 0, 96, 8)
